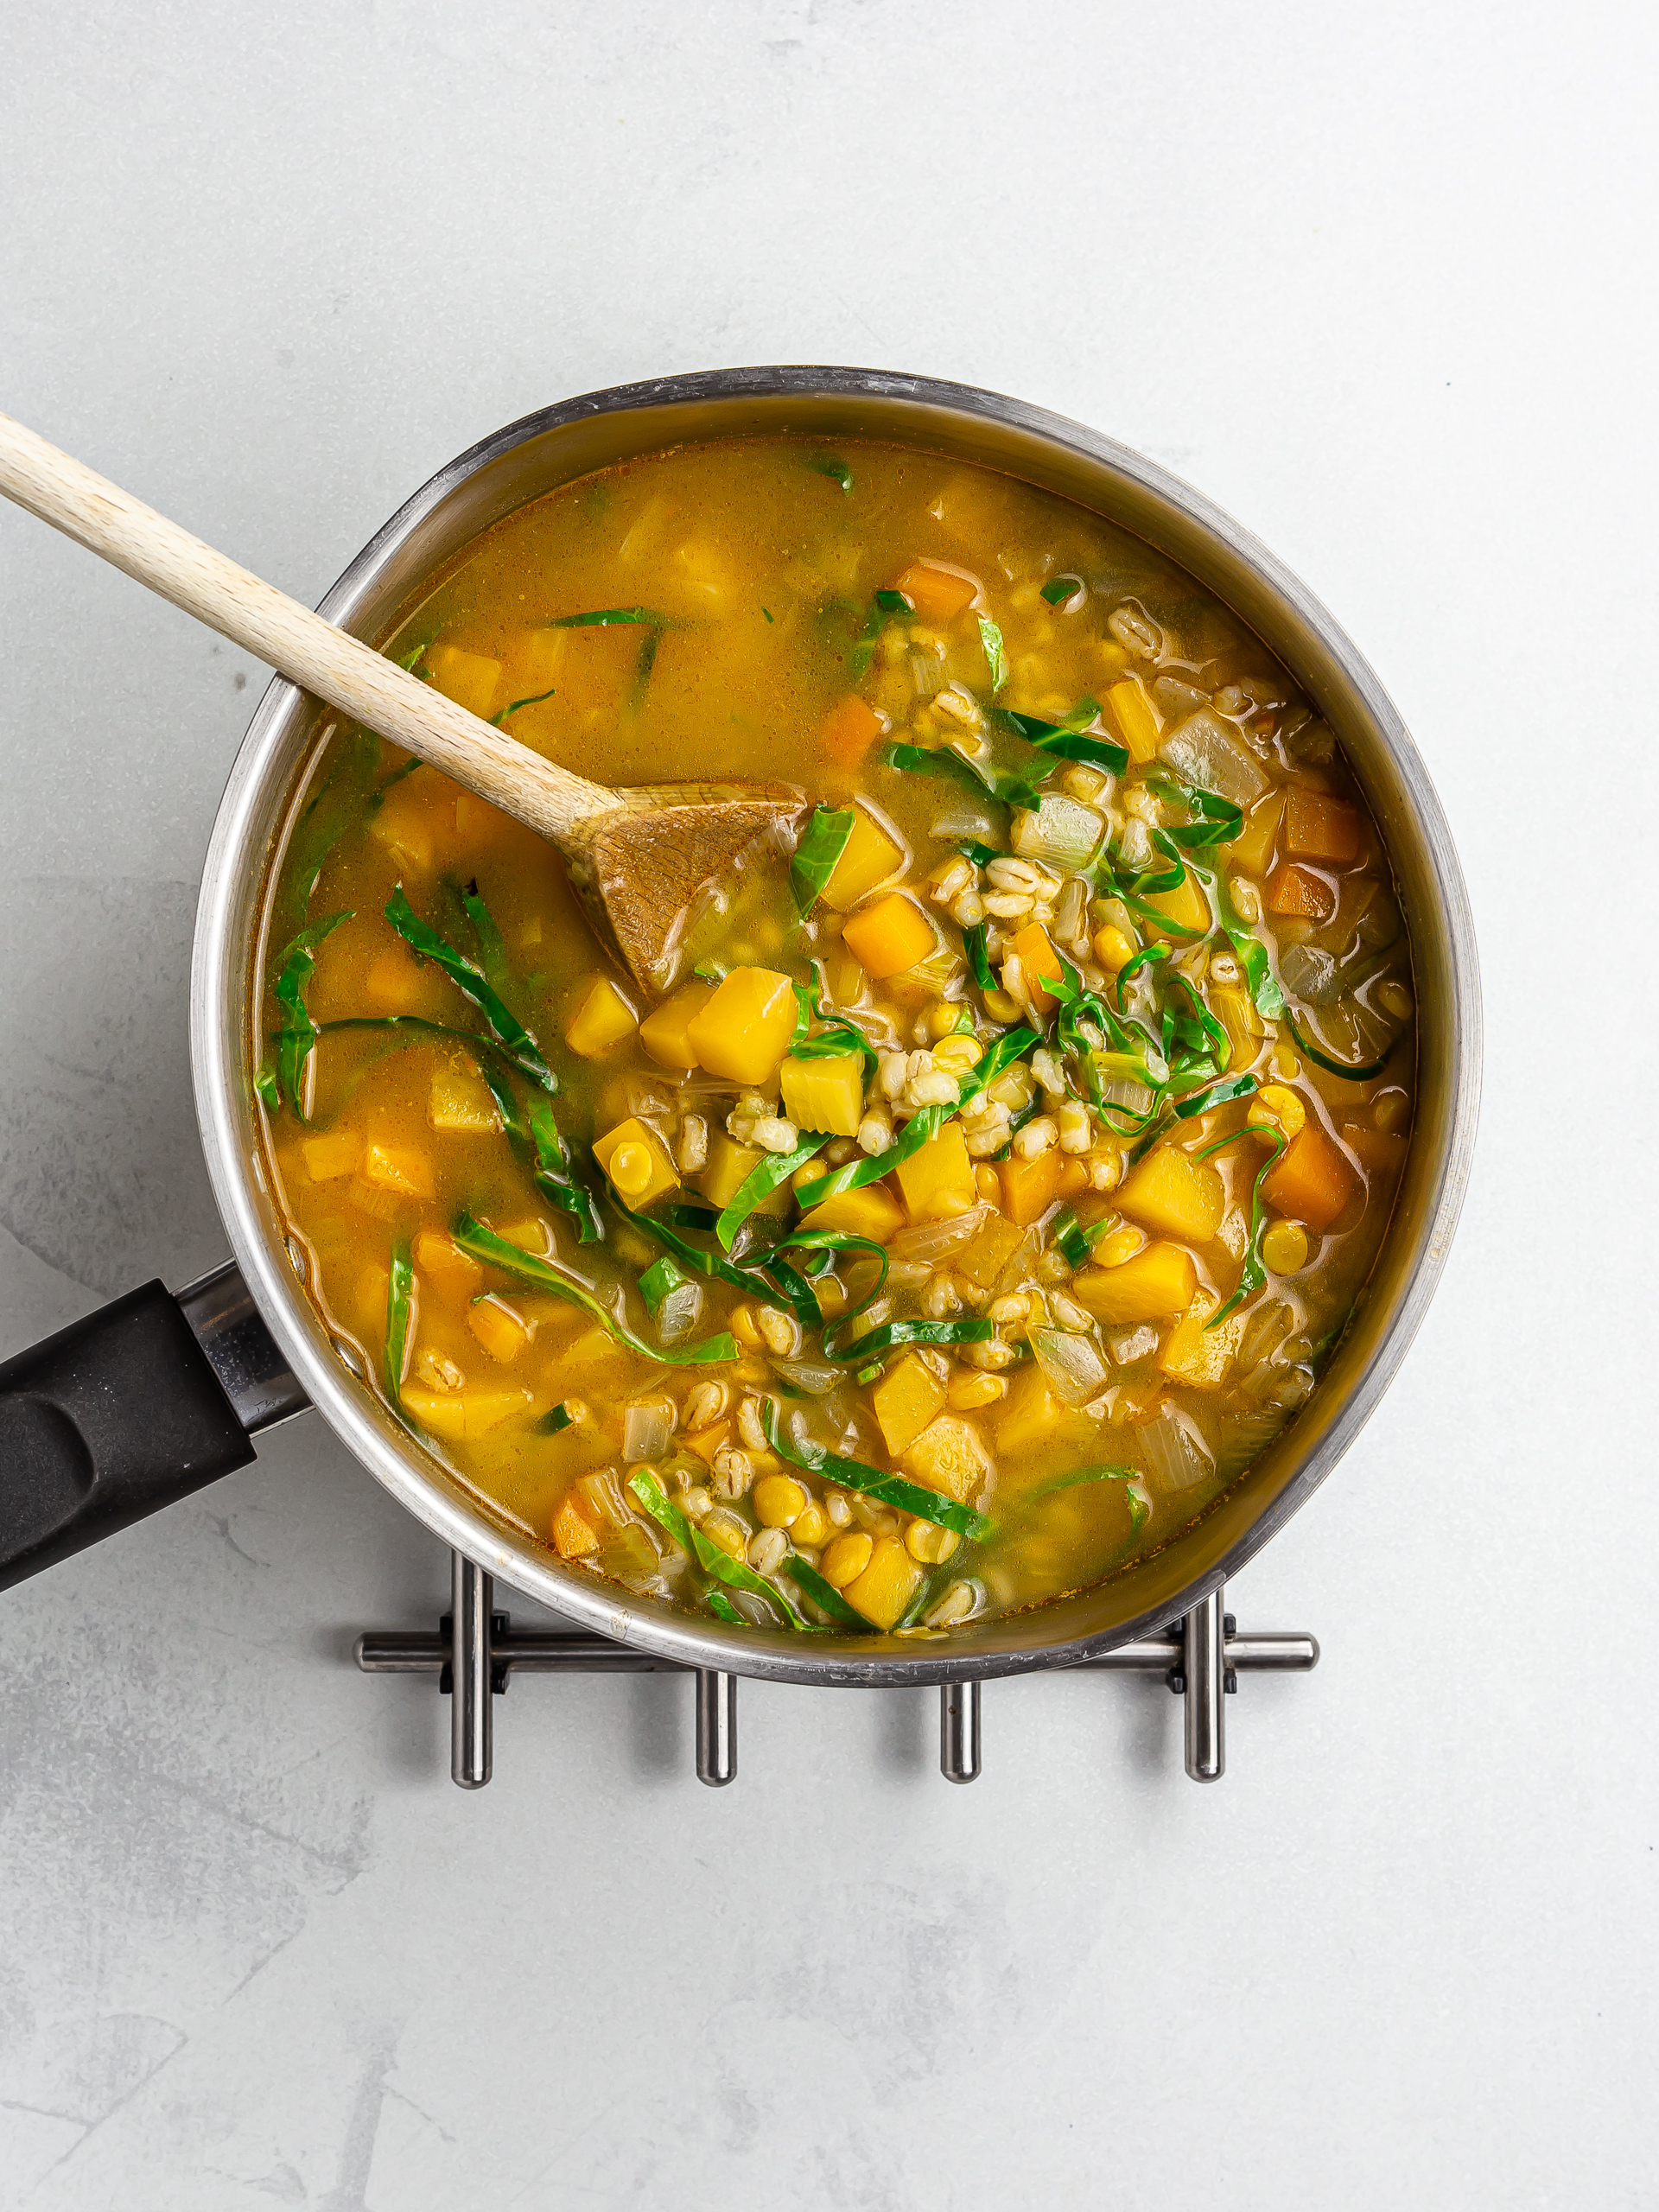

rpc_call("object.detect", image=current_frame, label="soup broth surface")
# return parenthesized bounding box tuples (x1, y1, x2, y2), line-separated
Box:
(257, 436, 1414, 1638)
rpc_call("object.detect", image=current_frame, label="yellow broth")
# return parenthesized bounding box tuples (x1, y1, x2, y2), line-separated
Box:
(256, 436, 1415, 1638)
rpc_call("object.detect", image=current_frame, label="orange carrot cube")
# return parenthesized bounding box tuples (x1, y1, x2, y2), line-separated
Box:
(892, 561, 980, 622)
(820, 694, 886, 772)
(1007, 920, 1064, 1011)
(1262, 1123, 1357, 1232)
(1265, 863, 1337, 921)
(1283, 789, 1361, 866)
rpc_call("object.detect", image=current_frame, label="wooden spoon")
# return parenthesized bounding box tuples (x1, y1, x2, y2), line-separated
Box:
(0, 412, 807, 995)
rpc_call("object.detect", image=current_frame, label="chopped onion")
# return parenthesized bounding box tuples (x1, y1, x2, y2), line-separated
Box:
(1135, 1405, 1215, 1492)
(623, 1399, 675, 1465)
(888, 1203, 990, 1267)
(929, 800, 998, 845)
(654, 1280, 704, 1345)
(769, 1356, 844, 1397)
(1157, 709, 1271, 808)
(1011, 794, 1106, 871)
(1031, 1326, 1109, 1406)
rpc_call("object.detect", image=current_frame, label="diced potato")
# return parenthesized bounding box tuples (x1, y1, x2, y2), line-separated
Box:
(414, 1228, 483, 1300)
(562, 1325, 629, 1370)
(565, 975, 638, 1059)
(594, 1116, 679, 1208)
(780, 1051, 865, 1136)
(841, 894, 937, 980)
(995, 1365, 1096, 1457)
(1072, 1241, 1198, 1324)
(552, 1496, 600, 1560)
(363, 946, 433, 1012)
(998, 1145, 1065, 1228)
(683, 1419, 733, 1466)
(301, 1130, 360, 1181)
(798, 1180, 906, 1243)
(639, 980, 715, 1071)
(367, 791, 436, 874)
(354, 1262, 389, 1336)
(468, 1294, 534, 1363)
(842, 1536, 925, 1630)
(1007, 920, 1063, 1012)
(1211, 983, 1265, 1071)
(1265, 863, 1336, 921)
(893, 560, 980, 622)
(1116, 1146, 1224, 1243)
(1262, 1122, 1358, 1232)
(401, 1385, 531, 1440)
(363, 1141, 435, 1198)
(820, 695, 887, 773)
(1283, 787, 1360, 866)
(424, 641, 503, 719)
(684, 966, 798, 1084)
(1141, 868, 1212, 938)
(1159, 1301, 1245, 1390)
(1224, 791, 1285, 877)
(895, 1122, 976, 1223)
(696, 1129, 787, 1215)
(823, 805, 906, 911)
(1104, 677, 1161, 764)
(429, 1070, 503, 1133)
(900, 1414, 991, 1505)
(873, 1353, 948, 1458)
(956, 1213, 1027, 1292)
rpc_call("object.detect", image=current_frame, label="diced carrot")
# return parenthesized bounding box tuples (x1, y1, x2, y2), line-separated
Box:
(1262, 1123, 1358, 1232)
(842, 894, 936, 980)
(1339, 1122, 1409, 1177)
(683, 1419, 733, 1467)
(820, 694, 886, 772)
(1265, 863, 1337, 921)
(998, 1146, 1064, 1228)
(1007, 920, 1063, 1012)
(893, 561, 980, 622)
(1283, 788, 1361, 866)
(414, 1229, 484, 1300)
(552, 1497, 600, 1560)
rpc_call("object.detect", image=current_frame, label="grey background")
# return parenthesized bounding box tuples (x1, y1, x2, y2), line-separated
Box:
(1, 3, 1654, 2206)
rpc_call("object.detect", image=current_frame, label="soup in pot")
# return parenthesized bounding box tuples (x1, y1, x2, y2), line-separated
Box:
(255, 436, 1414, 1637)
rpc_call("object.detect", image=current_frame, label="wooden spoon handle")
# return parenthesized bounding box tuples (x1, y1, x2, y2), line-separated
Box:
(0, 411, 621, 846)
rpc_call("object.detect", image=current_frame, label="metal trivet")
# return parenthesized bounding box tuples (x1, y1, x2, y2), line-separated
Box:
(356, 1553, 1318, 1789)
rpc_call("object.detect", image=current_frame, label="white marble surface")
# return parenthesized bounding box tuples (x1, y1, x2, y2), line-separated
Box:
(1, 3, 1655, 2204)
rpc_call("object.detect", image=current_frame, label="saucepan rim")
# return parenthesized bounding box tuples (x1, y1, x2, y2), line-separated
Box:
(189, 365, 1481, 1686)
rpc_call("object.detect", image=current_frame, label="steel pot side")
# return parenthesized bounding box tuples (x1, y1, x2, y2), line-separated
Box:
(190, 367, 1482, 1688)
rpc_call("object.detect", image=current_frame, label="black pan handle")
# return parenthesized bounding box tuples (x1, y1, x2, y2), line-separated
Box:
(0, 1260, 309, 1592)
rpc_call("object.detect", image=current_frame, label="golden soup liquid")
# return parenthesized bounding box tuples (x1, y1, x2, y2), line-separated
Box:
(257, 437, 1414, 1638)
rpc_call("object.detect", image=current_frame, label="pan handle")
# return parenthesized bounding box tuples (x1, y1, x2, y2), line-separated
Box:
(0, 1260, 308, 1592)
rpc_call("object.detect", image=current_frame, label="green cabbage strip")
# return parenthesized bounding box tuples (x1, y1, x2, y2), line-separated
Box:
(782, 1552, 871, 1630)
(385, 1235, 413, 1408)
(459, 880, 517, 1009)
(470, 1056, 603, 1243)
(715, 1134, 829, 1250)
(627, 1467, 813, 1630)
(384, 886, 555, 1092)
(270, 910, 353, 1116)
(808, 454, 854, 493)
(537, 1402, 575, 1434)
(790, 804, 856, 915)
(639, 1255, 690, 1313)
(793, 1025, 1039, 1211)
(978, 616, 1008, 691)
(704, 1587, 747, 1625)
(762, 1402, 993, 1542)
(1284, 1011, 1395, 1080)
(452, 1213, 735, 1366)
(881, 741, 1042, 813)
(1126, 1071, 1259, 1166)
(997, 699, 1127, 775)
(1193, 1122, 1287, 1327)
(823, 1315, 993, 1364)
(963, 921, 996, 990)
(488, 683, 558, 728)
(546, 607, 672, 627)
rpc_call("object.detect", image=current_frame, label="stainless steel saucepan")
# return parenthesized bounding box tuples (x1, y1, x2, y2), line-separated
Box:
(0, 368, 1482, 1752)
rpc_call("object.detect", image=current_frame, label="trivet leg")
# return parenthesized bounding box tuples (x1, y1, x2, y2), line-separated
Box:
(696, 1669, 736, 1787)
(1183, 1588, 1225, 1783)
(940, 1680, 981, 1783)
(452, 1552, 493, 1789)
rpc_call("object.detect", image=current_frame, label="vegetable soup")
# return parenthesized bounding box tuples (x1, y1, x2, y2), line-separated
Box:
(256, 436, 1414, 1638)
